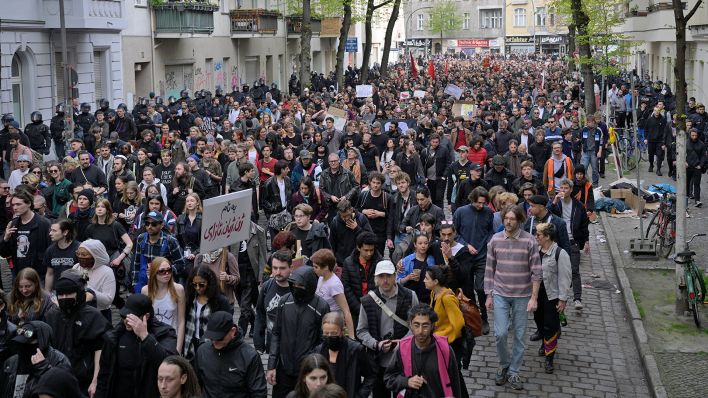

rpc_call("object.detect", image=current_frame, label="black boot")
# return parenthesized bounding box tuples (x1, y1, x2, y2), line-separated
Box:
(544, 353, 555, 373)
(538, 343, 545, 357)
(530, 330, 541, 341)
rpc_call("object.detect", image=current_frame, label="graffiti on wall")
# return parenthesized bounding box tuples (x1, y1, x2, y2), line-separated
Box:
(230, 65, 240, 90)
(215, 62, 224, 90)
(194, 66, 213, 91)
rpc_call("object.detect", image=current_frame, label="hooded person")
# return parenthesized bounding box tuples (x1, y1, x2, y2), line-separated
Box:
(266, 266, 331, 398)
(68, 189, 95, 241)
(2, 320, 72, 398)
(95, 294, 178, 398)
(0, 290, 17, 387)
(44, 269, 110, 395)
(30, 367, 87, 398)
(71, 239, 116, 319)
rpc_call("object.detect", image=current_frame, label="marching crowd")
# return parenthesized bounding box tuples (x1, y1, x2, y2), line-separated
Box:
(0, 53, 703, 398)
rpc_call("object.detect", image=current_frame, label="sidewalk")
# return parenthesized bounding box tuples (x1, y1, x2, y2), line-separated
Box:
(600, 163, 708, 398)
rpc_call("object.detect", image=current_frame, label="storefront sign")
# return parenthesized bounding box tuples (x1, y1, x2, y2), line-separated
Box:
(457, 39, 490, 48)
(539, 36, 566, 45)
(505, 36, 534, 44)
(405, 39, 432, 49)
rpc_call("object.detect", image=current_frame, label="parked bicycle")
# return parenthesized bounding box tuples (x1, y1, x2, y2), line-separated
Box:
(614, 127, 646, 171)
(675, 233, 707, 328)
(644, 185, 676, 257)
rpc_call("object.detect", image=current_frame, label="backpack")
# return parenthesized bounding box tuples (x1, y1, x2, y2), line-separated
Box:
(456, 289, 483, 337)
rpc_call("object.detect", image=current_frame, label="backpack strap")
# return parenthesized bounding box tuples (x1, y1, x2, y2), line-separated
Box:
(367, 290, 408, 328)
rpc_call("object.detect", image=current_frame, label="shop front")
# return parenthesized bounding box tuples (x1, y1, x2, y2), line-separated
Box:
(537, 35, 567, 55)
(505, 36, 534, 53)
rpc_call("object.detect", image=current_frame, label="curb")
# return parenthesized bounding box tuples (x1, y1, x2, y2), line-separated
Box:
(600, 212, 667, 398)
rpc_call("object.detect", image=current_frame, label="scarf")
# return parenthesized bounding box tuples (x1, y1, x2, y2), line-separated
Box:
(200, 249, 223, 263)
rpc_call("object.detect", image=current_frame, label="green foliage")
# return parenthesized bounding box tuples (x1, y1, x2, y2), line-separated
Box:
(428, 1, 463, 36)
(284, 0, 366, 22)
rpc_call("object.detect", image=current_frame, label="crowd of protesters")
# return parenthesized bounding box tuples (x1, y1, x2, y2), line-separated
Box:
(0, 52, 704, 398)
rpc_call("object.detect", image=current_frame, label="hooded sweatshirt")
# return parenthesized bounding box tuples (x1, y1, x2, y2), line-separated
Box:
(267, 266, 330, 376)
(30, 367, 87, 398)
(72, 239, 116, 311)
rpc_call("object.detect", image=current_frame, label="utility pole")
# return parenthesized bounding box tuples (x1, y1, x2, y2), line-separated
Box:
(59, 0, 71, 107)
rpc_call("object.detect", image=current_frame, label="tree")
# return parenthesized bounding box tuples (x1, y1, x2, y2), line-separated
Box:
(300, 0, 313, 89)
(570, 0, 595, 115)
(334, 0, 353, 89)
(360, 0, 392, 83)
(378, 0, 401, 77)
(672, 0, 702, 314)
(428, 1, 462, 54)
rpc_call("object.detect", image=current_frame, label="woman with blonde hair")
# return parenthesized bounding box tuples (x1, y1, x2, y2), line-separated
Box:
(142, 257, 186, 354)
(45, 161, 73, 215)
(175, 193, 203, 271)
(8, 268, 56, 325)
(113, 180, 143, 231)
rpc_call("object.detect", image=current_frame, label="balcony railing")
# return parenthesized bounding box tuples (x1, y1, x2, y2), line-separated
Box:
(230, 9, 280, 34)
(154, 2, 218, 35)
(286, 15, 322, 35)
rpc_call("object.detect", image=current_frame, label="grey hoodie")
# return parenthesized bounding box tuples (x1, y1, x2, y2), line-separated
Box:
(72, 239, 116, 311)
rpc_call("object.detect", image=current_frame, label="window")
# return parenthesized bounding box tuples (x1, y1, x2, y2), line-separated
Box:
(535, 7, 546, 26)
(514, 8, 526, 27)
(417, 14, 424, 31)
(94, 50, 108, 104)
(11, 54, 23, 125)
(481, 9, 502, 29)
(133, 0, 146, 6)
(463, 13, 470, 29)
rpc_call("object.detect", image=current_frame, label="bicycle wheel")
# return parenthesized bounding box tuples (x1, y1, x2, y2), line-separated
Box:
(645, 209, 660, 239)
(691, 301, 701, 327)
(693, 265, 707, 303)
(657, 217, 676, 258)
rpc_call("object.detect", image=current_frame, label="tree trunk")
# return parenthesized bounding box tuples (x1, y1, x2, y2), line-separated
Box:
(300, 0, 313, 89)
(567, 23, 576, 74)
(379, 0, 402, 78)
(335, 1, 352, 90)
(360, 0, 376, 83)
(571, 0, 595, 115)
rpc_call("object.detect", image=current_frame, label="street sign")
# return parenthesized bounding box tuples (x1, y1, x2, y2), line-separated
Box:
(345, 37, 358, 52)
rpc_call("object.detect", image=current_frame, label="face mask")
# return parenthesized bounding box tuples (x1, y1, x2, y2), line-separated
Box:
(19, 342, 39, 358)
(58, 297, 77, 314)
(324, 335, 344, 351)
(291, 286, 310, 303)
(78, 257, 95, 269)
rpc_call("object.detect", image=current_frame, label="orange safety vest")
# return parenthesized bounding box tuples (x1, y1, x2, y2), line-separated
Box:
(546, 157, 573, 193)
(574, 181, 591, 206)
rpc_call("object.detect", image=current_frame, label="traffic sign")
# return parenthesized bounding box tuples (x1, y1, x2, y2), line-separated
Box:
(345, 37, 358, 53)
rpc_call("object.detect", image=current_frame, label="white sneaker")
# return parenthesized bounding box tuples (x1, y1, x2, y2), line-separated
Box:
(574, 300, 583, 310)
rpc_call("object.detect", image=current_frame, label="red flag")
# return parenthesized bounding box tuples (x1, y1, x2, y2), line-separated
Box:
(410, 52, 418, 79)
(443, 61, 448, 75)
(428, 60, 436, 80)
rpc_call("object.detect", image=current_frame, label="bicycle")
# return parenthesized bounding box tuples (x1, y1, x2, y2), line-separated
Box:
(644, 185, 676, 258)
(615, 127, 646, 171)
(675, 233, 707, 327)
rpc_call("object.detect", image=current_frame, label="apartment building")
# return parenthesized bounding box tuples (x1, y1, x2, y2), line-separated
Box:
(504, 0, 567, 54)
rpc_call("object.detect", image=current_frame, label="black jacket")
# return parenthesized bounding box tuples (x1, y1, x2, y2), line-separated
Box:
(399, 202, 445, 234)
(446, 161, 474, 203)
(342, 248, 383, 318)
(645, 114, 669, 143)
(267, 266, 330, 377)
(453, 178, 489, 211)
(421, 145, 452, 178)
(3, 321, 71, 398)
(387, 189, 416, 240)
(95, 320, 178, 398)
(315, 338, 377, 398)
(196, 334, 268, 398)
(329, 211, 373, 265)
(528, 141, 552, 173)
(484, 167, 514, 191)
(686, 137, 707, 168)
(261, 175, 293, 216)
(548, 198, 590, 248)
(23, 121, 51, 154)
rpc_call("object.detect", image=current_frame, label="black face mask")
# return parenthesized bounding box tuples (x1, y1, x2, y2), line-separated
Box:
(19, 342, 39, 358)
(324, 335, 344, 351)
(291, 286, 310, 303)
(58, 297, 77, 315)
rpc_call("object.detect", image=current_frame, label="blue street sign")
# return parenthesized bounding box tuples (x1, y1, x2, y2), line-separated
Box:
(345, 37, 358, 53)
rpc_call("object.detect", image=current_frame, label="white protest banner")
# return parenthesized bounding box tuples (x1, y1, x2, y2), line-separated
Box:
(399, 91, 411, 100)
(413, 90, 426, 98)
(326, 106, 348, 131)
(356, 84, 373, 98)
(444, 83, 463, 99)
(200, 189, 252, 253)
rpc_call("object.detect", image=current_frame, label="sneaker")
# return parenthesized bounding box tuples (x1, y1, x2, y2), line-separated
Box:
(482, 320, 490, 335)
(648, 166, 654, 172)
(508, 373, 524, 390)
(686, 211, 692, 218)
(656, 169, 662, 176)
(574, 300, 584, 310)
(495, 367, 509, 386)
(696, 201, 703, 208)
(530, 330, 541, 341)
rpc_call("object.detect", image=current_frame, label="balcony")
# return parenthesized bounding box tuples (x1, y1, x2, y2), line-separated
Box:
(230, 9, 280, 36)
(154, 2, 218, 36)
(41, 0, 128, 30)
(286, 15, 322, 36)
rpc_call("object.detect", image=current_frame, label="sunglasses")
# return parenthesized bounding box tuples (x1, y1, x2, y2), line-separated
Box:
(49, 169, 60, 174)
(157, 268, 172, 276)
(145, 221, 162, 227)
(32, 171, 42, 175)
(192, 282, 207, 288)
(16, 328, 34, 339)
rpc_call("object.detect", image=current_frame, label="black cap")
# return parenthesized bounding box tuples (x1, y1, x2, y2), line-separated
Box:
(12, 322, 37, 344)
(528, 195, 549, 206)
(469, 162, 482, 171)
(203, 311, 234, 341)
(54, 273, 83, 295)
(120, 294, 153, 318)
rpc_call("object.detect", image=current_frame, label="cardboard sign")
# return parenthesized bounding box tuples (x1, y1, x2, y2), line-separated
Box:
(399, 91, 411, 100)
(326, 106, 347, 131)
(200, 190, 253, 253)
(356, 84, 373, 98)
(452, 102, 477, 120)
(444, 84, 463, 99)
(413, 90, 426, 98)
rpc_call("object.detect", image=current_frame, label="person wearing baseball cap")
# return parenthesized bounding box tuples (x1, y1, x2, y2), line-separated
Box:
(8, 152, 32, 192)
(452, 160, 489, 210)
(132, 210, 185, 293)
(196, 311, 267, 396)
(446, 145, 476, 209)
(96, 293, 178, 398)
(357, 260, 418, 396)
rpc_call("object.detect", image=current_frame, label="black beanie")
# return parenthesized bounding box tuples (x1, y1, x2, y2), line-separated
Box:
(78, 189, 95, 206)
(528, 195, 549, 206)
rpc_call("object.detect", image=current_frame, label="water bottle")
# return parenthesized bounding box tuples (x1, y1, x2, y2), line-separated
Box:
(559, 311, 568, 327)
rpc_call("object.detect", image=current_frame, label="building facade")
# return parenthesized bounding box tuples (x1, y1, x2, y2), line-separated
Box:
(403, 0, 505, 55)
(1, 0, 127, 126)
(621, 0, 708, 102)
(504, 0, 567, 54)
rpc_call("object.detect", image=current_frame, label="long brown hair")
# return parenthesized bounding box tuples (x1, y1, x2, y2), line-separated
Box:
(293, 353, 334, 398)
(146, 257, 179, 303)
(121, 180, 143, 205)
(9, 268, 44, 315)
(92, 198, 116, 224)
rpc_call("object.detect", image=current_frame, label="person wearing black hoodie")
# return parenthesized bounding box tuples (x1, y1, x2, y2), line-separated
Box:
(68, 189, 95, 242)
(44, 270, 110, 395)
(0, 291, 17, 382)
(267, 266, 330, 398)
(196, 311, 267, 398)
(30, 367, 87, 398)
(95, 294, 178, 398)
(2, 320, 72, 398)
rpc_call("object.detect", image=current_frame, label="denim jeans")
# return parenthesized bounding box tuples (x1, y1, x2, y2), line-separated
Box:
(581, 150, 599, 186)
(493, 294, 530, 376)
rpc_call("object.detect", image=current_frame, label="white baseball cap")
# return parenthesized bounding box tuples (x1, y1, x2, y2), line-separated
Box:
(375, 260, 396, 276)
